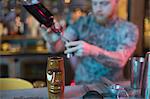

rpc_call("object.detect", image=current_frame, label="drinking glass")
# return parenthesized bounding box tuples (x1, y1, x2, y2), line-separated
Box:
(109, 84, 129, 99)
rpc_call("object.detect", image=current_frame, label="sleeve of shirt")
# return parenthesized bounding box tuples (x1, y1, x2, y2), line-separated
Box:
(63, 16, 85, 41)
(63, 26, 78, 41)
(116, 24, 139, 66)
(93, 23, 139, 68)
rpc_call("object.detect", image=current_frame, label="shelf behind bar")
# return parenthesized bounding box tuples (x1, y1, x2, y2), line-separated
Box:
(1, 35, 42, 41)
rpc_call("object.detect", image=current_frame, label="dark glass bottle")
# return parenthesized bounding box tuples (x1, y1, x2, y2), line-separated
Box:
(22, 0, 72, 58)
(22, 0, 62, 33)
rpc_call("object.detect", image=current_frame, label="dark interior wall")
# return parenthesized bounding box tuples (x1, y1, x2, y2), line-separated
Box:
(129, 0, 145, 56)
(124, 0, 146, 79)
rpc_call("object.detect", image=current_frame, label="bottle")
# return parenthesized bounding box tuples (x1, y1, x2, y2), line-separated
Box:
(22, 0, 73, 58)
(22, 0, 62, 33)
(46, 57, 65, 99)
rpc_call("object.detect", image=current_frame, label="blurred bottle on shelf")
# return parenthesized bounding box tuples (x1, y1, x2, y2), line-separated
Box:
(0, 21, 8, 36)
(0, 21, 4, 36)
(25, 15, 40, 37)
(0, 0, 25, 36)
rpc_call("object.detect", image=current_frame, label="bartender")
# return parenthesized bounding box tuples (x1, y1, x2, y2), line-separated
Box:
(40, 0, 139, 85)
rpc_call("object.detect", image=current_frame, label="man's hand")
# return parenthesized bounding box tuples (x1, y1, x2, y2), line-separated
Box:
(64, 41, 97, 57)
(39, 24, 60, 44)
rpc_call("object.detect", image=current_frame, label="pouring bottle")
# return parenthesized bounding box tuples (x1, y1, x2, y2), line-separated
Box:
(22, 0, 72, 58)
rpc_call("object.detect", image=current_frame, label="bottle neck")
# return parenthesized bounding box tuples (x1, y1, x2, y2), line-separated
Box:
(50, 25, 63, 33)
(23, 0, 40, 5)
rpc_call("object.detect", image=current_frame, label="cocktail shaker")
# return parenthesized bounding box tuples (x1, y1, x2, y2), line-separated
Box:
(130, 57, 145, 89)
(141, 52, 150, 99)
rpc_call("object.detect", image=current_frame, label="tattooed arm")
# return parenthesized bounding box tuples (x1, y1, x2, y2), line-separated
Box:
(92, 25, 139, 68)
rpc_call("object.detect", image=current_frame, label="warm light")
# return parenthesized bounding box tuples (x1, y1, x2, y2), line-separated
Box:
(70, 80, 75, 86)
(64, 0, 71, 4)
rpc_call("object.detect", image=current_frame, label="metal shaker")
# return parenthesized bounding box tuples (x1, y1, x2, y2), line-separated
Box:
(130, 57, 145, 89)
(141, 52, 150, 99)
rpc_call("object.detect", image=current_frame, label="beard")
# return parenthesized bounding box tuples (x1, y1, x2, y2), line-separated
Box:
(94, 15, 108, 25)
(93, 10, 116, 26)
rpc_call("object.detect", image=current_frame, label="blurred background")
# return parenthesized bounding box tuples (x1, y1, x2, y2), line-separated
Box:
(0, 0, 149, 87)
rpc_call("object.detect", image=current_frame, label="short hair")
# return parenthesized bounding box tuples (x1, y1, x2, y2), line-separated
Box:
(69, 0, 91, 13)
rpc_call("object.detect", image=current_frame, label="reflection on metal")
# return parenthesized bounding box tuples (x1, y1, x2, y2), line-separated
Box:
(141, 52, 150, 99)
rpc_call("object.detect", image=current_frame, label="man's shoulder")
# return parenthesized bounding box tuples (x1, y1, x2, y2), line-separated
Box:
(117, 19, 139, 38)
(71, 15, 92, 30)
(75, 15, 93, 24)
(118, 18, 138, 30)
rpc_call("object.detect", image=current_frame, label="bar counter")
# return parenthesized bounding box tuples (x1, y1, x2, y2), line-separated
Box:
(0, 80, 140, 99)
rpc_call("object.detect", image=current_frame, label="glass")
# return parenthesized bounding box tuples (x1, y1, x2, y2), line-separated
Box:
(46, 57, 65, 99)
(109, 84, 129, 99)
